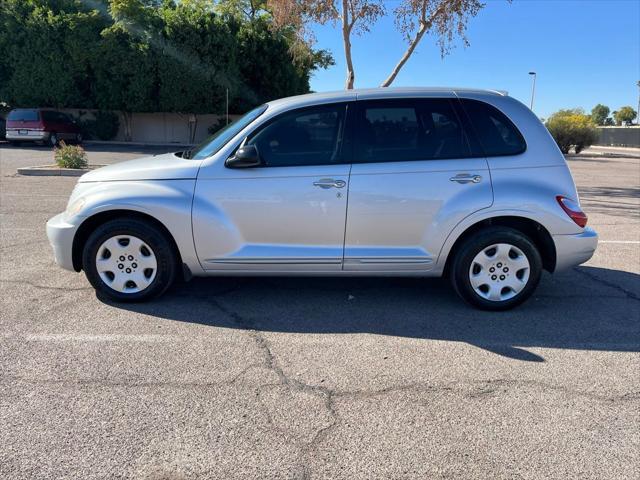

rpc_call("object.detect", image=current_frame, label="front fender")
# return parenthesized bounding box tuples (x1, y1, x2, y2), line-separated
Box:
(70, 179, 202, 274)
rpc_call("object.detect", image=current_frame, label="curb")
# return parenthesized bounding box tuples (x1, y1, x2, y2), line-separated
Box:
(17, 165, 106, 177)
(84, 140, 194, 148)
(566, 153, 640, 160)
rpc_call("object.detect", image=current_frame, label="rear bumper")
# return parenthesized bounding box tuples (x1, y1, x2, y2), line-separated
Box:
(552, 227, 598, 271)
(46, 213, 79, 271)
(6, 129, 48, 141)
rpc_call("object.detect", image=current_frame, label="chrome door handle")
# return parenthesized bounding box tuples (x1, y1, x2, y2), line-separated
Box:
(313, 179, 346, 189)
(450, 174, 482, 184)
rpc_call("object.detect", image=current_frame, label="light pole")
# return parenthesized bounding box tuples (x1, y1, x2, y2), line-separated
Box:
(636, 80, 639, 125)
(528, 71, 537, 111)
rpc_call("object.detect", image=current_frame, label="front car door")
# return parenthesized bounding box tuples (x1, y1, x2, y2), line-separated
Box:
(192, 102, 351, 272)
(344, 95, 493, 271)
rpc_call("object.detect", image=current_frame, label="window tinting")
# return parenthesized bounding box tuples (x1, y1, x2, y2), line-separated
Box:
(355, 99, 470, 163)
(248, 105, 346, 167)
(460, 99, 526, 156)
(8, 110, 39, 121)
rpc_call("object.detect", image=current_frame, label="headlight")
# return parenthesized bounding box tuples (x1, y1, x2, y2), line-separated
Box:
(65, 197, 86, 218)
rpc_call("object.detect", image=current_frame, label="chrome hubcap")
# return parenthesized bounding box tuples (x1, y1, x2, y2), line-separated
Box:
(95, 235, 157, 293)
(469, 243, 530, 302)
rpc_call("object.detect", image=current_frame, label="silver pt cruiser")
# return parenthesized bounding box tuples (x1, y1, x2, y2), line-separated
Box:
(47, 88, 598, 310)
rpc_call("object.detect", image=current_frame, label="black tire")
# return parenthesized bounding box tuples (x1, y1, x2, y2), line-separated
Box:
(74, 133, 83, 144)
(450, 227, 542, 311)
(49, 132, 58, 146)
(82, 218, 177, 302)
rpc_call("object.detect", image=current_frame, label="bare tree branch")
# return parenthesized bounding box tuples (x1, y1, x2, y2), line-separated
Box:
(381, 0, 485, 87)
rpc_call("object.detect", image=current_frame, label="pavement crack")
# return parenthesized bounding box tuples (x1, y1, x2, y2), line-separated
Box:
(206, 297, 340, 478)
(573, 267, 640, 301)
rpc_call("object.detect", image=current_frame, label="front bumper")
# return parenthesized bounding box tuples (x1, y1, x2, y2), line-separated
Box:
(6, 129, 49, 141)
(552, 227, 598, 271)
(46, 213, 79, 271)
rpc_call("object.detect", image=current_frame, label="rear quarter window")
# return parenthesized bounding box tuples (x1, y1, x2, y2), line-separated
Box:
(460, 99, 526, 156)
(8, 110, 39, 122)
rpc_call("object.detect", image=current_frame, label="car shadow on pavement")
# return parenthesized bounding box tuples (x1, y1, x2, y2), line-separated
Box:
(104, 266, 640, 362)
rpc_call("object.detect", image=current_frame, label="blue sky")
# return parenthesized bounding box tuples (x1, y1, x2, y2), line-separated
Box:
(309, 0, 640, 119)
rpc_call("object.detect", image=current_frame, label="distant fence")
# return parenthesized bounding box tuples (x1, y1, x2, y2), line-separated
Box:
(59, 109, 241, 145)
(596, 127, 640, 148)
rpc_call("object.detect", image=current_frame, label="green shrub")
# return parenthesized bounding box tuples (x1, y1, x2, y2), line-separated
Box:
(207, 117, 230, 135)
(78, 111, 120, 140)
(54, 142, 88, 169)
(545, 109, 598, 154)
(93, 111, 120, 140)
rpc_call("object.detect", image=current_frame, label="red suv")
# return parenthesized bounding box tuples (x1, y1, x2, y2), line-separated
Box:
(6, 109, 82, 146)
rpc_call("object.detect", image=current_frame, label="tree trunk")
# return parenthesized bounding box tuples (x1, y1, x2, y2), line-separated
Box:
(122, 111, 133, 142)
(342, 0, 355, 89)
(380, 21, 427, 87)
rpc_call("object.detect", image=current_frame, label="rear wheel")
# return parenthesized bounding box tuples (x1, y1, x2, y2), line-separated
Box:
(450, 227, 542, 310)
(74, 133, 83, 144)
(49, 132, 58, 147)
(82, 219, 177, 302)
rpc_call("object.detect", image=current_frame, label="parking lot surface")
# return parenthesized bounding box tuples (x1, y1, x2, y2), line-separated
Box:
(1, 143, 639, 479)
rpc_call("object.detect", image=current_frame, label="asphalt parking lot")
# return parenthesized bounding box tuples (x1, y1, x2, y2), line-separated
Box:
(1, 142, 639, 479)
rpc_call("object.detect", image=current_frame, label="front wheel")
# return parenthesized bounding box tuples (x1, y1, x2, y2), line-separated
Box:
(82, 219, 177, 302)
(450, 227, 542, 311)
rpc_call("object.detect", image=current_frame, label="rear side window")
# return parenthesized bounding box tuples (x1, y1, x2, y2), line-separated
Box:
(460, 99, 526, 156)
(355, 98, 470, 163)
(42, 111, 72, 123)
(8, 110, 39, 122)
(248, 104, 347, 167)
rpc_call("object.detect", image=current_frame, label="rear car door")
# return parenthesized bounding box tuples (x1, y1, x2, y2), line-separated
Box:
(344, 96, 493, 271)
(192, 103, 351, 272)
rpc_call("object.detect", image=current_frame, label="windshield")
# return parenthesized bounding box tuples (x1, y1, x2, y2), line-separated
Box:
(187, 105, 267, 160)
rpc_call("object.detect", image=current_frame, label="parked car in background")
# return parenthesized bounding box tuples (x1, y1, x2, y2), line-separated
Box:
(46, 88, 597, 310)
(0, 116, 5, 139)
(6, 109, 82, 146)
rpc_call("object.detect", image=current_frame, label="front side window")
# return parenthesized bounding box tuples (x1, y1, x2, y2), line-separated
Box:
(355, 99, 470, 163)
(247, 104, 347, 167)
(460, 99, 526, 156)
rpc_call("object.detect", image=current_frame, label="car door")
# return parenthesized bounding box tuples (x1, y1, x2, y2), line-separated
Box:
(344, 97, 493, 271)
(192, 103, 351, 272)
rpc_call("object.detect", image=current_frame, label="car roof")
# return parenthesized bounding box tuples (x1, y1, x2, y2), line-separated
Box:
(266, 87, 508, 111)
(9, 108, 63, 112)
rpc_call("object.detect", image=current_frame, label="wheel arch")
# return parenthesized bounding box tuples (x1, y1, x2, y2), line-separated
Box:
(442, 215, 556, 276)
(72, 209, 183, 273)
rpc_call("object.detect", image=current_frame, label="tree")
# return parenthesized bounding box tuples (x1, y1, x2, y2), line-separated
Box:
(590, 104, 610, 126)
(613, 106, 637, 126)
(0, 0, 328, 116)
(268, 0, 489, 89)
(381, 0, 484, 87)
(545, 109, 598, 154)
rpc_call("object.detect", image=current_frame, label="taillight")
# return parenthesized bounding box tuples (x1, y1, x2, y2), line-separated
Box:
(556, 195, 587, 228)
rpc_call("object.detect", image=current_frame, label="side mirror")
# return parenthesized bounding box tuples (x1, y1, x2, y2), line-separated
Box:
(226, 144, 261, 168)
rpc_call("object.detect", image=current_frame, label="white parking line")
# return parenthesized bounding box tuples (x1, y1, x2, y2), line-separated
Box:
(23, 334, 182, 342)
(1, 193, 69, 197)
(599, 240, 640, 244)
